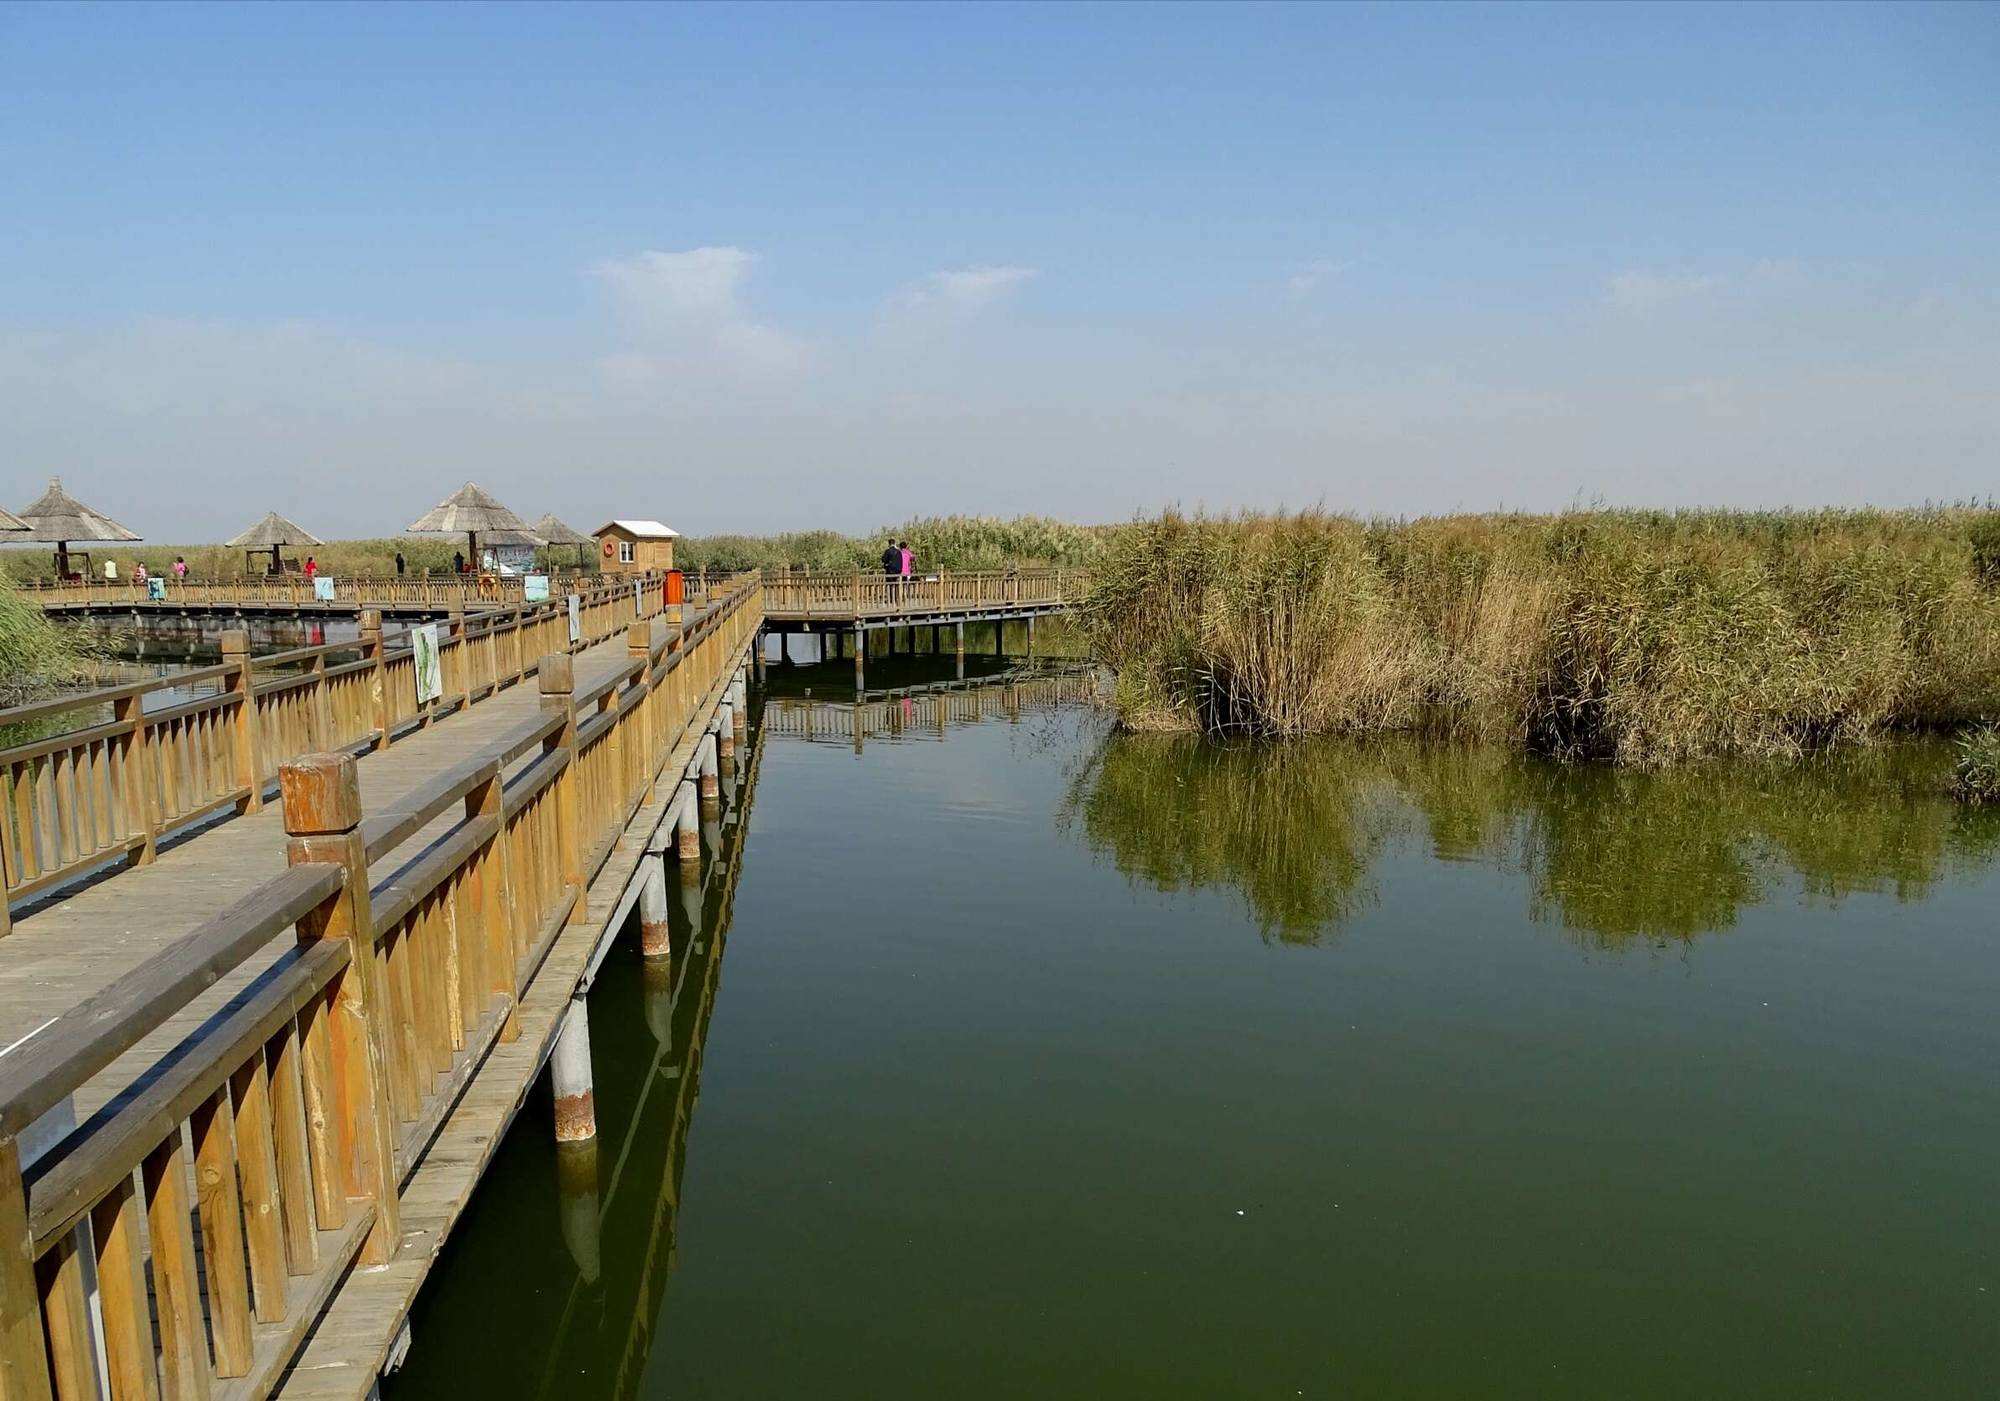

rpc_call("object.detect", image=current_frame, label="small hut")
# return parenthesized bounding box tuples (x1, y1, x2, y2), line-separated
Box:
(531, 514, 595, 572)
(17, 477, 141, 580)
(226, 511, 325, 576)
(407, 483, 541, 575)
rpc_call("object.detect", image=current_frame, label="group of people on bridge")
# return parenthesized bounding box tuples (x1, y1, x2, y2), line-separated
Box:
(880, 538, 918, 591)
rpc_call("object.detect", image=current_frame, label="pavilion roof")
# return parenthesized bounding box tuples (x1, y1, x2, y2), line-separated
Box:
(16, 477, 141, 543)
(531, 513, 594, 547)
(406, 482, 534, 537)
(225, 511, 325, 550)
(0, 506, 26, 532)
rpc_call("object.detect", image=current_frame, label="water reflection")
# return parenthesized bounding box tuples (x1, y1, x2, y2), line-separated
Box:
(1064, 733, 2000, 946)
(388, 713, 763, 1400)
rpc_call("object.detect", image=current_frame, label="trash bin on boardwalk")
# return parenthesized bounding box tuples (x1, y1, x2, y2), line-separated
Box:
(664, 570, 685, 606)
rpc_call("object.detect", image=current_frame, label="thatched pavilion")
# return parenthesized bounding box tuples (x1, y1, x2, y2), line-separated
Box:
(17, 477, 140, 579)
(531, 513, 595, 570)
(406, 483, 541, 574)
(226, 511, 325, 576)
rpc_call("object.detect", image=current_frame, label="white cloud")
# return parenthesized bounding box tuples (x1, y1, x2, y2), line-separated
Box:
(1287, 259, 1348, 295)
(889, 264, 1038, 315)
(593, 246, 807, 377)
(1604, 269, 1721, 312)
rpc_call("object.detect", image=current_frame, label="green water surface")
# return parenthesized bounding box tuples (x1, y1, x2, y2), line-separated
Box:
(387, 676, 1999, 1399)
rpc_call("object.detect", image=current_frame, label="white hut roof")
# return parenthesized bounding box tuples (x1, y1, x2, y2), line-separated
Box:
(17, 477, 141, 543)
(595, 519, 679, 540)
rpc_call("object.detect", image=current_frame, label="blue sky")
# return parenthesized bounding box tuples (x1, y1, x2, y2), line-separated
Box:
(3, 2, 1995, 539)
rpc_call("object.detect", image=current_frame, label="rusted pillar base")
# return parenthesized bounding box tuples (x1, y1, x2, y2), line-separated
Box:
(551, 998, 596, 1143)
(638, 856, 670, 959)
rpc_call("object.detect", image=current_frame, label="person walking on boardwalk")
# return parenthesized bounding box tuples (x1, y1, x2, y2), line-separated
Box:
(304, 555, 318, 580)
(395, 550, 406, 576)
(881, 538, 901, 597)
(172, 555, 188, 581)
(102, 557, 117, 581)
(899, 539, 914, 588)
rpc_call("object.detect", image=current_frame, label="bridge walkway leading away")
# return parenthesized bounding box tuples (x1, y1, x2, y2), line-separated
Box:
(0, 619, 657, 1135)
(0, 581, 763, 1401)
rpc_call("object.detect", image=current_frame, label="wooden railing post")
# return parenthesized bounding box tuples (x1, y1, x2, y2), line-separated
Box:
(538, 655, 588, 925)
(0, 1135, 50, 1401)
(449, 610, 470, 712)
(360, 609, 391, 750)
(222, 627, 264, 812)
(280, 753, 402, 1266)
(627, 620, 655, 803)
(113, 692, 160, 866)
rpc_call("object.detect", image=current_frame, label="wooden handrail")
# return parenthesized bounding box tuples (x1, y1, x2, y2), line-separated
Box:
(0, 578, 764, 1401)
(0, 573, 677, 932)
(757, 567, 1083, 618)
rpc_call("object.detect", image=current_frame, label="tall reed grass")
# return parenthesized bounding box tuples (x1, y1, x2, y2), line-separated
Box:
(1079, 508, 2000, 765)
(0, 576, 106, 704)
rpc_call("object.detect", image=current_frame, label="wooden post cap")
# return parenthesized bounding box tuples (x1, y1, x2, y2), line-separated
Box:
(219, 628, 251, 655)
(279, 754, 362, 834)
(359, 609, 382, 633)
(538, 653, 575, 694)
(626, 619, 651, 651)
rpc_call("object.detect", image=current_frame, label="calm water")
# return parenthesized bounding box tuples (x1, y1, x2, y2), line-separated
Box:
(389, 671, 1999, 1399)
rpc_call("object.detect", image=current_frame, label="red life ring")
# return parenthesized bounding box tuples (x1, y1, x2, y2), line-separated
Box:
(602, 538, 617, 558)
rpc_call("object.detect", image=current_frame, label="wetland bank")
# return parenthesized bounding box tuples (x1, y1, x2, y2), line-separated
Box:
(390, 661, 1998, 1398)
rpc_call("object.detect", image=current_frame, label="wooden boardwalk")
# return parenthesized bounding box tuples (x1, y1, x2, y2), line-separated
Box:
(0, 582, 763, 1401)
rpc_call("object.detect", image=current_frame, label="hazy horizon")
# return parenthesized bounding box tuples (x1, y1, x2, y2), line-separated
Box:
(3, 2, 1995, 541)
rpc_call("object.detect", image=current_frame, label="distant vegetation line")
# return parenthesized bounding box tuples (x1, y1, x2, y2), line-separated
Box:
(0, 515, 1113, 580)
(1077, 507, 2000, 767)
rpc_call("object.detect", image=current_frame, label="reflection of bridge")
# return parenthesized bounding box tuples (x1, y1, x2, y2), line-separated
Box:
(761, 669, 1100, 751)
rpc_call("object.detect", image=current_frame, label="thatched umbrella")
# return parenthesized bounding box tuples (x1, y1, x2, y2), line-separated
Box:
(17, 476, 141, 579)
(0, 506, 26, 533)
(532, 513, 595, 571)
(406, 482, 539, 574)
(226, 511, 325, 576)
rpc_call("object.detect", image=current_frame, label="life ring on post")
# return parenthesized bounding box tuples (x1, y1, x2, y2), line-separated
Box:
(603, 538, 617, 558)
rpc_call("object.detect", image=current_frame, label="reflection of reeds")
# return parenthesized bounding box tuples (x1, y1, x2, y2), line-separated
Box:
(1065, 731, 2000, 948)
(1060, 733, 1388, 943)
(1081, 509, 2000, 765)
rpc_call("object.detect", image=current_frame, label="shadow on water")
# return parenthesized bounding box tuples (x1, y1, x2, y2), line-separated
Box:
(1062, 731, 2000, 948)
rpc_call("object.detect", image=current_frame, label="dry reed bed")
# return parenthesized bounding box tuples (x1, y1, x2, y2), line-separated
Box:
(1078, 508, 2000, 765)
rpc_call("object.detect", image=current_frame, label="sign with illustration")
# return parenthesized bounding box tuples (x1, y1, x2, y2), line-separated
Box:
(411, 623, 443, 706)
(567, 593, 582, 644)
(523, 574, 549, 603)
(146, 577, 167, 601)
(313, 576, 336, 602)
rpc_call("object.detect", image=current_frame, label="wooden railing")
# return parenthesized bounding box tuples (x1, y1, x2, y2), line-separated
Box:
(758, 568, 1083, 619)
(0, 574, 705, 935)
(762, 670, 1099, 745)
(16, 571, 684, 614)
(0, 577, 762, 1401)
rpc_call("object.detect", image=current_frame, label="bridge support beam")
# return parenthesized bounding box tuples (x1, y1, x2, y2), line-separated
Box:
(551, 996, 596, 1143)
(1027, 615, 1035, 662)
(853, 626, 865, 692)
(638, 855, 670, 959)
(675, 779, 700, 883)
(955, 622, 966, 681)
(995, 620, 1005, 658)
(753, 631, 767, 684)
